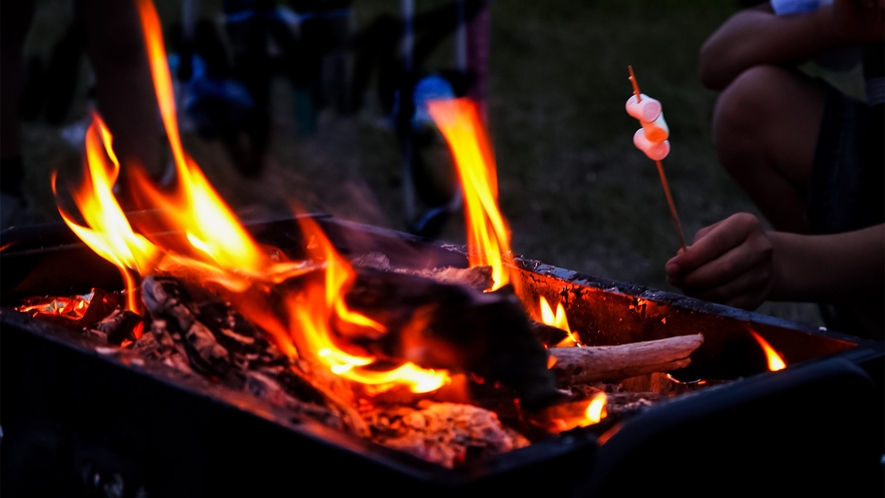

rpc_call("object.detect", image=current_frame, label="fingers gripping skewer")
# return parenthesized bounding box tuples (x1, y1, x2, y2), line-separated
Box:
(627, 66, 687, 251)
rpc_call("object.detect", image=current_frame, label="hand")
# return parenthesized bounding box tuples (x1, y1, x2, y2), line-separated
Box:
(665, 213, 775, 309)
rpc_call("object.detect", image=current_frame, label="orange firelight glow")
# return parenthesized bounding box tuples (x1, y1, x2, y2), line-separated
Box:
(428, 99, 512, 290)
(750, 331, 786, 372)
(51, 0, 449, 395)
(538, 391, 608, 433)
(134, 0, 264, 278)
(287, 216, 450, 394)
(53, 114, 159, 313)
(539, 296, 582, 347)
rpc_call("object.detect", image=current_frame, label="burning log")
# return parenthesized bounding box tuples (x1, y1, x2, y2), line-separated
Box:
(343, 268, 560, 411)
(549, 334, 704, 385)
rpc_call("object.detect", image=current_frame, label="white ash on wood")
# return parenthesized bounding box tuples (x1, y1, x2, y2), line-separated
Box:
(364, 400, 529, 468)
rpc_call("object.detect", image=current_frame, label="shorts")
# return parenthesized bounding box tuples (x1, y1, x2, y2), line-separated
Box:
(807, 81, 884, 235)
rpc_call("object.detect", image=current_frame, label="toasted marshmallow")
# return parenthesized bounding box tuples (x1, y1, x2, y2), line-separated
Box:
(633, 128, 670, 161)
(626, 94, 662, 122)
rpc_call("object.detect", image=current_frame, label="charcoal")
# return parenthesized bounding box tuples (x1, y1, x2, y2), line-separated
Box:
(91, 309, 144, 346)
(530, 320, 571, 347)
(267, 366, 330, 406)
(84, 328, 108, 342)
(142, 277, 231, 377)
(197, 301, 274, 370)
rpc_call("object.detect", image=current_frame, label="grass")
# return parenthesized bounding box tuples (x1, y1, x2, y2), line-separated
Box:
(19, 0, 848, 324)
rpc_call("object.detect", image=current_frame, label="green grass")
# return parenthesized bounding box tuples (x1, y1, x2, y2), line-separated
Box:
(20, 0, 844, 324)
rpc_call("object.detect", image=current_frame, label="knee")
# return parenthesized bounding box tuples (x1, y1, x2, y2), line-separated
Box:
(713, 66, 787, 155)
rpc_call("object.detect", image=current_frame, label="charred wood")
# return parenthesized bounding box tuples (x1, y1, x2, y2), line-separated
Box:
(142, 276, 232, 378)
(90, 309, 143, 345)
(344, 268, 560, 411)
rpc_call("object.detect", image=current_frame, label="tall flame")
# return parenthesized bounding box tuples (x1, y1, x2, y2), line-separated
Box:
(51, 0, 449, 395)
(133, 0, 264, 276)
(750, 331, 786, 372)
(428, 99, 512, 290)
(539, 296, 582, 347)
(53, 114, 159, 313)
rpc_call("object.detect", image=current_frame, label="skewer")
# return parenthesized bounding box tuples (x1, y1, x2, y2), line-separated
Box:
(627, 66, 687, 251)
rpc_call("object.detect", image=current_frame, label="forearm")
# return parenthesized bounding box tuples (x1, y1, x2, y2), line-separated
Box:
(769, 225, 885, 301)
(700, 5, 836, 90)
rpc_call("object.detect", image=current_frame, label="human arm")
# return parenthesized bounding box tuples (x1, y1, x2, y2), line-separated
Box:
(665, 213, 885, 308)
(699, 0, 884, 90)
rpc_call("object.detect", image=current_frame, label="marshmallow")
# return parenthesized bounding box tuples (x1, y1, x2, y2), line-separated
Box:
(640, 113, 669, 143)
(633, 128, 670, 161)
(626, 94, 662, 122)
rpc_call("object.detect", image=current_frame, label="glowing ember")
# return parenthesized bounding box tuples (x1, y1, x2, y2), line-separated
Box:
(536, 391, 608, 433)
(427, 99, 512, 290)
(750, 331, 786, 372)
(539, 296, 582, 347)
(16, 291, 95, 321)
(584, 391, 607, 424)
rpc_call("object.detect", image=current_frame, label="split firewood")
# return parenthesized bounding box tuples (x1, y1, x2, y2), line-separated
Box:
(549, 334, 704, 385)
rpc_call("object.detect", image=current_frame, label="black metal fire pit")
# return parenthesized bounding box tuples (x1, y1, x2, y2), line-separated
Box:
(2, 215, 882, 497)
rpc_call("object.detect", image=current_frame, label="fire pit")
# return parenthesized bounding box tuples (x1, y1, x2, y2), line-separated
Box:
(2, 215, 882, 497)
(3, 1, 882, 494)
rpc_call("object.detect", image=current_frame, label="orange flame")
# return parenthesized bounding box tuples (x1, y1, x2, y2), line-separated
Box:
(51, 0, 449, 395)
(539, 296, 582, 347)
(53, 114, 159, 313)
(750, 331, 786, 372)
(428, 99, 512, 290)
(538, 391, 608, 433)
(134, 0, 264, 278)
(288, 216, 450, 394)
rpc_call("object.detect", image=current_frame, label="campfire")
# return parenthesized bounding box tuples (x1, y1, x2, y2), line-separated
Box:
(2, 1, 882, 494)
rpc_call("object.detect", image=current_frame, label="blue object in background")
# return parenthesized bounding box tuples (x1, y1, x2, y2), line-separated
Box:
(411, 74, 456, 126)
(169, 53, 254, 132)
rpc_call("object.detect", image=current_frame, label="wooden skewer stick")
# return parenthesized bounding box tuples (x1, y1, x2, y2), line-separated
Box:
(628, 65, 687, 251)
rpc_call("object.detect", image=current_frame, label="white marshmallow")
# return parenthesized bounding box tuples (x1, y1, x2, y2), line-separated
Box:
(633, 128, 670, 161)
(641, 113, 669, 143)
(626, 94, 662, 122)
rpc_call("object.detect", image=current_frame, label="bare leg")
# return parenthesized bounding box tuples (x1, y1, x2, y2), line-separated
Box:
(78, 0, 163, 178)
(712, 65, 826, 234)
